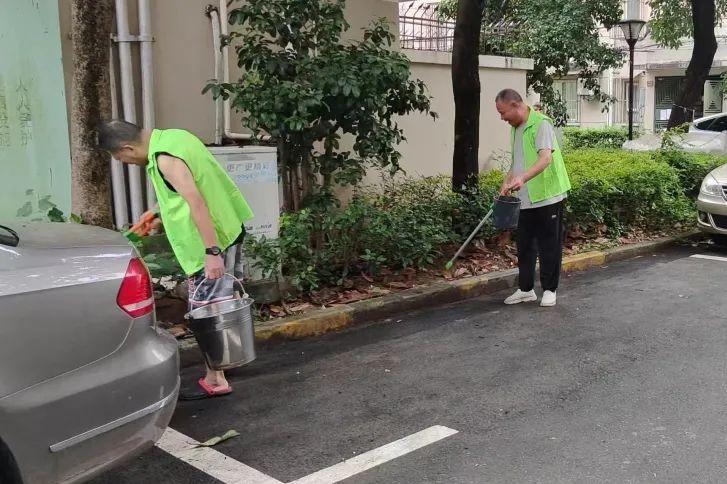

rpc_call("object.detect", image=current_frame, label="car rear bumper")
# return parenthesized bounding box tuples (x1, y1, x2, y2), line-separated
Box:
(697, 193, 727, 234)
(57, 376, 180, 484)
(0, 321, 180, 484)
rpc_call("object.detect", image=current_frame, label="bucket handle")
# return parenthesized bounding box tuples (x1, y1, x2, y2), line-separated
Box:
(190, 272, 248, 305)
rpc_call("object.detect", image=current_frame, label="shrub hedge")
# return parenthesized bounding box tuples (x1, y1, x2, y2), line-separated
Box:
(143, 147, 718, 291)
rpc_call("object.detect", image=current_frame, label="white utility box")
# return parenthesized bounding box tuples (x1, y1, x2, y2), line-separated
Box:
(209, 146, 280, 289)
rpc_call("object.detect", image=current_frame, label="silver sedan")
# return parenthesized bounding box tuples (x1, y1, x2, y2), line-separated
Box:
(697, 164, 727, 245)
(0, 222, 179, 483)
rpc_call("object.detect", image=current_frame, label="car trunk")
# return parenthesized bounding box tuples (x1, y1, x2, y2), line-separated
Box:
(0, 222, 141, 397)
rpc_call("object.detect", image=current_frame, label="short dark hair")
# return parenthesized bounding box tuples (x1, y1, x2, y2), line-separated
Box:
(97, 120, 142, 151)
(495, 89, 523, 103)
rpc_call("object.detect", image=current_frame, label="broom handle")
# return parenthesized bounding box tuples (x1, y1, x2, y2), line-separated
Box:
(446, 208, 494, 267)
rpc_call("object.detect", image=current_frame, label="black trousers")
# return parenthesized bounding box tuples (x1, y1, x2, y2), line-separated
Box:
(516, 200, 565, 292)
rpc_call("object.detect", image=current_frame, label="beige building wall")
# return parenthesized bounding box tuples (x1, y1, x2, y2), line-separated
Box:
(392, 50, 532, 180)
(58, 0, 397, 142)
(58, 1, 531, 182)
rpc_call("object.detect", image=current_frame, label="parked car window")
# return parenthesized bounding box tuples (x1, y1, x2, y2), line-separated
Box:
(695, 118, 715, 131)
(707, 116, 727, 132)
(0, 225, 19, 247)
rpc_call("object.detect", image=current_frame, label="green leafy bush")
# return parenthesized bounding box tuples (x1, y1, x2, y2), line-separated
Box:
(244, 173, 503, 291)
(563, 127, 633, 150)
(565, 149, 692, 235)
(142, 148, 703, 293)
(652, 149, 727, 198)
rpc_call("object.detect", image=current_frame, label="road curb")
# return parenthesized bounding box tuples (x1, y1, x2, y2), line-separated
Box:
(178, 231, 697, 352)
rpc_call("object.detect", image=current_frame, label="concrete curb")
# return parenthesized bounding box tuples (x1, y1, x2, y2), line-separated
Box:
(178, 231, 698, 351)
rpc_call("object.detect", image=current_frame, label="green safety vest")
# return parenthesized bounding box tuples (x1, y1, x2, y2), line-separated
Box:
(146, 129, 254, 275)
(510, 108, 571, 203)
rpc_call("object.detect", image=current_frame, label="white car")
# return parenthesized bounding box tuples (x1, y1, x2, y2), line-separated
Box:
(691, 112, 727, 134)
(624, 113, 727, 153)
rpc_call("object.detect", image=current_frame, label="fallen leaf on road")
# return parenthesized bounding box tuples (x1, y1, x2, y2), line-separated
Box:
(196, 430, 240, 447)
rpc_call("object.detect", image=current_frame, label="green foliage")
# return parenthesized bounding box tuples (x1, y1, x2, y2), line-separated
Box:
(659, 123, 690, 150)
(244, 173, 503, 291)
(15, 190, 82, 223)
(243, 150, 701, 293)
(206, 0, 435, 204)
(511, 0, 624, 117)
(649, 0, 727, 49)
(653, 149, 727, 197)
(439, 0, 624, 124)
(565, 149, 693, 235)
(135, 235, 185, 281)
(563, 127, 634, 150)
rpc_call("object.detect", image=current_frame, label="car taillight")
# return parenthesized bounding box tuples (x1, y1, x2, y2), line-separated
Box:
(117, 257, 155, 318)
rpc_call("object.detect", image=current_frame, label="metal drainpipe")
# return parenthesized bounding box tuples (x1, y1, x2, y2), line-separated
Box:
(115, 0, 145, 221)
(138, 0, 156, 207)
(109, 44, 129, 229)
(218, 0, 270, 141)
(208, 6, 224, 145)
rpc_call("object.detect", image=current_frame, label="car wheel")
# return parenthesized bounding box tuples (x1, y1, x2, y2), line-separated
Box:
(711, 235, 727, 247)
(0, 441, 22, 484)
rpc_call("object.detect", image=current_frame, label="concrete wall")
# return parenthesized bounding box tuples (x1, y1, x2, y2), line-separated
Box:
(394, 50, 532, 179)
(58, 0, 531, 186)
(1, 0, 72, 220)
(59, 0, 398, 143)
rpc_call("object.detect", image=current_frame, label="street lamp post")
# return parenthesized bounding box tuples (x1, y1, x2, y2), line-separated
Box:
(617, 20, 646, 140)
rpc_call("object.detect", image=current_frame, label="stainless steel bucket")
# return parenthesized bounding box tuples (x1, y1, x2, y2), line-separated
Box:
(185, 274, 256, 370)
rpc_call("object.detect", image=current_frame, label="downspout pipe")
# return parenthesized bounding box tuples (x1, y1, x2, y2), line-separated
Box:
(115, 0, 145, 220)
(217, 0, 271, 141)
(207, 6, 224, 145)
(138, 0, 157, 207)
(109, 44, 129, 229)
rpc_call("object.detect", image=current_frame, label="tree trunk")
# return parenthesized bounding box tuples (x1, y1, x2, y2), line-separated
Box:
(70, 0, 114, 228)
(279, 142, 294, 212)
(291, 163, 301, 211)
(451, 0, 482, 191)
(667, 0, 718, 129)
(301, 154, 313, 203)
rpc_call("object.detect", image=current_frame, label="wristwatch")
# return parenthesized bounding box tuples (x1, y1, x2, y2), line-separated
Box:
(205, 246, 222, 256)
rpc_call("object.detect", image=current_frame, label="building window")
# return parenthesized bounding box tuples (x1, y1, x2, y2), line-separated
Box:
(553, 80, 580, 124)
(615, 80, 645, 126)
(622, 0, 642, 20)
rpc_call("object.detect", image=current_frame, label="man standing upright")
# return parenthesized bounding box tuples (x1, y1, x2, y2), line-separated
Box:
(495, 89, 571, 307)
(98, 120, 254, 399)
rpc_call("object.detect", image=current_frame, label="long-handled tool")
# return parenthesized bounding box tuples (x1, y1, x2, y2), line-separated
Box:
(445, 207, 494, 270)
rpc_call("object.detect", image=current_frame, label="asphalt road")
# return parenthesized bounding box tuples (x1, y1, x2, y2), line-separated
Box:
(93, 244, 727, 483)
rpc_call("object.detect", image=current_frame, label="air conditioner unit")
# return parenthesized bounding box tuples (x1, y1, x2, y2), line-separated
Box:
(577, 79, 595, 97)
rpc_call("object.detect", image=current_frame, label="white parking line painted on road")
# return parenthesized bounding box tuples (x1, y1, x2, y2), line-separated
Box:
(156, 428, 283, 484)
(290, 425, 459, 484)
(156, 425, 457, 484)
(690, 254, 727, 262)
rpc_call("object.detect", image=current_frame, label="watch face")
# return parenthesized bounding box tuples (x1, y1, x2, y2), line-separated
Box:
(207, 246, 222, 256)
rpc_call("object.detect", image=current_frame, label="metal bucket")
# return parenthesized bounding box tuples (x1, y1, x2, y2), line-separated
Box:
(492, 195, 521, 230)
(185, 274, 256, 370)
